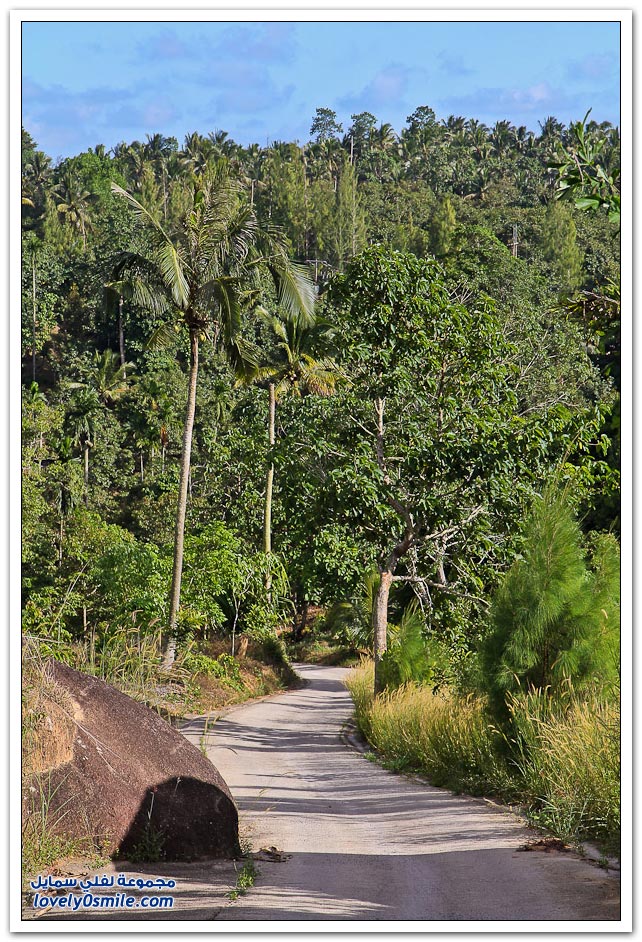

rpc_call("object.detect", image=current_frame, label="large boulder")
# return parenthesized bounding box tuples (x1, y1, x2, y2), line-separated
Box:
(23, 659, 240, 861)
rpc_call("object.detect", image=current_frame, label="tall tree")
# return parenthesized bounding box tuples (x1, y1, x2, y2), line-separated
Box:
(112, 166, 315, 667)
(540, 201, 584, 295)
(65, 387, 102, 502)
(52, 171, 95, 251)
(310, 108, 343, 143)
(250, 310, 340, 563)
(324, 247, 606, 693)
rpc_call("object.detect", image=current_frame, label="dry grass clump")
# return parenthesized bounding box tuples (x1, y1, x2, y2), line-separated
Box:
(346, 661, 620, 850)
(508, 687, 620, 848)
(22, 640, 78, 776)
(346, 661, 509, 796)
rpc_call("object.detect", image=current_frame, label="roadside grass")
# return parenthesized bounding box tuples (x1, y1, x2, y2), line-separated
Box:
(22, 772, 98, 882)
(227, 853, 259, 901)
(24, 630, 299, 722)
(346, 661, 620, 853)
(507, 686, 620, 853)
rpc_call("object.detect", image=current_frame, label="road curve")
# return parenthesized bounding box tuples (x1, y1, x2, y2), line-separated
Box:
(189, 663, 620, 923)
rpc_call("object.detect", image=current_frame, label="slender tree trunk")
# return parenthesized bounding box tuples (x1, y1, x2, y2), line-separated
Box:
(372, 396, 416, 693)
(140, 451, 144, 483)
(58, 515, 64, 566)
(83, 443, 89, 506)
(263, 382, 276, 600)
(263, 383, 276, 555)
(294, 599, 309, 641)
(31, 252, 37, 383)
(164, 328, 199, 670)
(372, 570, 393, 694)
(118, 295, 126, 369)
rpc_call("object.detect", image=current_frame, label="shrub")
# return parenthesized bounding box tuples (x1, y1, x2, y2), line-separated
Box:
(183, 651, 245, 691)
(478, 487, 620, 724)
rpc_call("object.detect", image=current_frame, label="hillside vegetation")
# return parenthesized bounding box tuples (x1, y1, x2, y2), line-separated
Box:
(21, 105, 620, 859)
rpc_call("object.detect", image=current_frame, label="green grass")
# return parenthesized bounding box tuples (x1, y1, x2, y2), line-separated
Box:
(22, 772, 98, 881)
(227, 856, 258, 901)
(507, 686, 620, 852)
(346, 661, 620, 852)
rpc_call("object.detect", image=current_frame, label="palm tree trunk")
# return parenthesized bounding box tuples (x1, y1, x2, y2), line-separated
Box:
(263, 383, 276, 602)
(164, 328, 199, 670)
(83, 443, 89, 506)
(118, 295, 126, 369)
(263, 382, 276, 556)
(31, 251, 37, 383)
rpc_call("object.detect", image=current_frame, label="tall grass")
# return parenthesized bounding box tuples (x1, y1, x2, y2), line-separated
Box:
(507, 687, 620, 850)
(346, 661, 620, 851)
(25, 627, 193, 702)
(347, 662, 513, 796)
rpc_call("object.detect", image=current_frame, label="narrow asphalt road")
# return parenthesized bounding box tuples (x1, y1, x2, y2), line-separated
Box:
(185, 663, 620, 923)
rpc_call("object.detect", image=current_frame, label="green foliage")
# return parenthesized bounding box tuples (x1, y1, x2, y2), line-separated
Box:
(21, 109, 620, 724)
(321, 569, 383, 650)
(478, 488, 620, 723)
(539, 201, 584, 295)
(346, 661, 620, 849)
(428, 196, 457, 258)
(310, 107, 343, 143)
(552, 110, 620, 225)
(378, 602, 441, 690)
(227, 856, 258, 900)
(184, 652, 245, 691)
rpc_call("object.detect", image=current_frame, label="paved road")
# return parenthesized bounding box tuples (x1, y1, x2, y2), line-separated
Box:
(187, 663, 620, 924)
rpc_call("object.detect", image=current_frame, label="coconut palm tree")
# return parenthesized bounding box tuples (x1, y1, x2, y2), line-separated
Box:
(180, 132, 213, 177)
(112, 165, 315, 667)
(23, 150, 52, 209)
(65, 387, 102, 503)
(74, 349, 136, 403)
(251, 310, 341, 565)
(144, 133, 176, 218)
(52, 172, 95, 251)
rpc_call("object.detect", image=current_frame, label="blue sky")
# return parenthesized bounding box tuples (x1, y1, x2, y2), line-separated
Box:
(21, 19, 621, 159)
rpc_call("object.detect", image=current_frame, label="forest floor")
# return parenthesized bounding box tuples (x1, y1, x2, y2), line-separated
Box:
(31, 663, 621, 924)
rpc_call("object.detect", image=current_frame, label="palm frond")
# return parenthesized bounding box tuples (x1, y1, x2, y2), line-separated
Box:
(272, 258, 317, 324)
(156, 241, 190, 309)
(206, 278, 243, 342)
(227, 335, 262, 378)
(111, 183, 175, 245)
(135, 280, 170, 315)
(146, 323, 180, 350)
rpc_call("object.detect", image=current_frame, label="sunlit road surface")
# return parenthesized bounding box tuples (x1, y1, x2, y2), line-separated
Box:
(193, 663, 620, 924)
